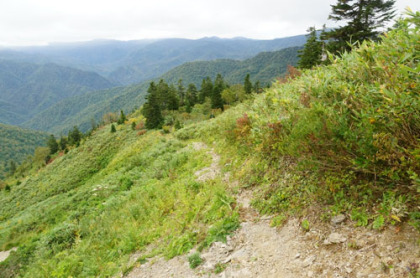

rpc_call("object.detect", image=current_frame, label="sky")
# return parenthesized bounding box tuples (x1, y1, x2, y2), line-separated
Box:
(0, 0, 418, 46)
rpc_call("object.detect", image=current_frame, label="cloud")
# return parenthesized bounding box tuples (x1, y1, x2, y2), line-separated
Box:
(0, 0, 418, 46)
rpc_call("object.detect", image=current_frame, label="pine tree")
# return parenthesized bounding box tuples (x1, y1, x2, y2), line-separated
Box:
(47, 134, 59, 155)
(185, 100, 192, 113)
(298, 26, 323, 69)
(212, 74, 225, 110)
(199, 77, 213, 104)
(111, 124, 116, 133)
(143, 82, 164, 129)
(323, 0, 396, 53)
(186, 83, 198, 106)
(9, 160, 16, 176)
(254, 81, 261, 94)
(167, 84, 180, 111)
(117, 110, 127, 125)
(68, 126, 82, 147)
(244, 74, 253, 94)
(177, 79, 185, 106)
(59, 136, 67, 151)
(156, 79, 170, 110)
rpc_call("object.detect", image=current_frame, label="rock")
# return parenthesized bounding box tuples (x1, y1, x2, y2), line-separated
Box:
(331, 214, 346, 225)
(230, 248, 249, 263)
(345, 267, 353, 274)
(203, 261, 215, 271)
(295, 253, 301, 259)
(222, 256, 232, 264)
(0, 247, 17, 263)
(303, 255, 316, 267)
(324, 233, 347, 244)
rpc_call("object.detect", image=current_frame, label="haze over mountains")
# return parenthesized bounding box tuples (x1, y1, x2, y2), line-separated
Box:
(0, 35, 306, 85)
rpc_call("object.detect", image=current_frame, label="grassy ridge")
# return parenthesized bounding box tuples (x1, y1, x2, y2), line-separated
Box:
(0, 13, 418, 278)
(0, 123, 237, 277)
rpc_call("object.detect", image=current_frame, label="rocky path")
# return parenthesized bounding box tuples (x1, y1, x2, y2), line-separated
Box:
(126, 142, 419, 278)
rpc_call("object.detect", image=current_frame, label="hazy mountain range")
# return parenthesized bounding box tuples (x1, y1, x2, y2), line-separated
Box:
(0, 35, 305, 85)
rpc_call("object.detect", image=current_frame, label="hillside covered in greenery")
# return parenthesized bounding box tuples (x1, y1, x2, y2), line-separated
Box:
(161, 46, 301, 87)
(0, 13, 418, 278)
(0, 60, 115, 125)
(21, 83, 149, 135)
(0, 124, 48, 180)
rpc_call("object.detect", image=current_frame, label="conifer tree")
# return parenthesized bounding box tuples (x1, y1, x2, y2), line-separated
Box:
(254, 80, 261, 94)
(59, 136, 67, 151)
(199, 77, 213, 104)
(117, 110, 127, 125)
(68, 126, 82, 147)
(186, 83, 198, 106)
(111, 124, 116, 133)
(156, 79, 170, 110)
(244, 74, 252, 94)
(177, 79, 185, 106)
(167, 84, 180, 111)
(323, 0, 395, 53)
(47, 134, 59, 155)
(212, 74, 225, 110)
(298, 26, 323, 69)
(9, 160, 16, 176)
(185, 100, 192, 113)
(143, 82, 164, 129)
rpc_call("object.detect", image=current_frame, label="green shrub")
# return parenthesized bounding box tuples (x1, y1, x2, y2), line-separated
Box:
(119, 176, 133, 191)
(188, 252, 203, 269)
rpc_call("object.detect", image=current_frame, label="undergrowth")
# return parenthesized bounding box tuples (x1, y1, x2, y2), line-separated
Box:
(177, 12, 419, 230)
(0, 125, 237, 277)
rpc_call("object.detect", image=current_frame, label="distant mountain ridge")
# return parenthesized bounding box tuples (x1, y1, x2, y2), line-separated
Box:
(0, 60, 115, 125)
(0, 35, 306, 85)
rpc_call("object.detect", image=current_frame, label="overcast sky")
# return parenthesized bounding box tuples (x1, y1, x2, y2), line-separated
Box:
(0, 0, 418, 46)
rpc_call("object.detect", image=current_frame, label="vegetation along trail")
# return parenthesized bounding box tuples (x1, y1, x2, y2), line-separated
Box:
(126, 142, 419, 278)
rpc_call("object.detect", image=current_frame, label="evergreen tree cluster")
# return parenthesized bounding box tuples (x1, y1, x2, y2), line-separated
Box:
(298, 0, 396, 69)
(143, 74, 261, 129)
(46, 126, 83, 156)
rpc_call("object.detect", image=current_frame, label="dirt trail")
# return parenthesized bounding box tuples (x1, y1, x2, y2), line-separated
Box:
(126, 143, 419, 278)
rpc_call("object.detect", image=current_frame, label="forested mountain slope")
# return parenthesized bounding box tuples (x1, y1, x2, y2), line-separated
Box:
(0, 124, 48, 179)
(161, 46, 301, 86)
(22, 83, 149, 135)
(0, 60, 115, 125)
